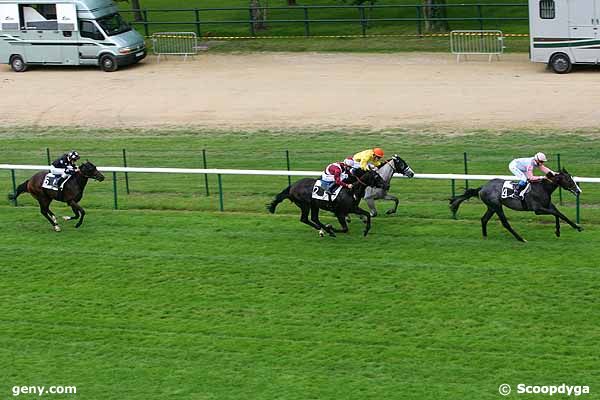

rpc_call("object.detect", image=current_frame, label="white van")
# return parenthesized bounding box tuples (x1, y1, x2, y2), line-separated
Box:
(530, 0, 600, 73)
(0, 0, 146, 71)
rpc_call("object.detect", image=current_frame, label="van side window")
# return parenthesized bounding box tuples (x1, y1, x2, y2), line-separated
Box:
(540, 0, 555, 19)
(21, 4, 58, 30)
(80, 21, 104, 40)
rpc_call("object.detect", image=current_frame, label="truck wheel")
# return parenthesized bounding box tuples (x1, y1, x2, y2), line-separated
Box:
(549, 53, 572, 74)
(100, 54, 118, 72)
(10, 55, 27, 72)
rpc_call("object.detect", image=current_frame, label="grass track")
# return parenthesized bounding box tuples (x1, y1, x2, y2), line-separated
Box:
(1, 129, 599, 399)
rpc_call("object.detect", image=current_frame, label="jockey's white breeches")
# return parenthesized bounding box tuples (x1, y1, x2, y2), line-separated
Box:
(50, 167, 68, 177)
(321, 172, 347, 183)
(508, 161, 527, 184)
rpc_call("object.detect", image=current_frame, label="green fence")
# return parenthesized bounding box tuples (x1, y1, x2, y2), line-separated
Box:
(117, 4, 529, 38)
(4, 149, 596, 225)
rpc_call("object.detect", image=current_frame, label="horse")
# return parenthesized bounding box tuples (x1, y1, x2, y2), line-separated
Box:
(268, 169, 387, 237)
(8, 161, 105, 232)
(448, 168, 583, 242)
(364, 154, 415, 217)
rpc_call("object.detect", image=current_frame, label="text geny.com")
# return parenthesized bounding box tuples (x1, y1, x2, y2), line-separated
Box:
(12, 385, 77, 397)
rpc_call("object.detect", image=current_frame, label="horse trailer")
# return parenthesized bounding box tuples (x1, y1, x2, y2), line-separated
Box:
(530, 0, 600, 73)
(0, 0, 146, 72)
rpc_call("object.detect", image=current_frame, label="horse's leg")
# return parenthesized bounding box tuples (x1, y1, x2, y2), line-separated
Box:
(366, 197, 377, 217)
(299, 203, 320, 230)
(331, 214, 349, 233)
(71, 202, 86, 228)
(481, 207, 495, 238)
(534, 204, 583, 232)
(351, 207, 372, 236)
(39, 199, 61, 232)
(555, 215, 560, 237)
(63, 203, 81, 222)
(495, 206, 526, 242)
(310, 204, 335, 237)
(383, 193, 399, 215)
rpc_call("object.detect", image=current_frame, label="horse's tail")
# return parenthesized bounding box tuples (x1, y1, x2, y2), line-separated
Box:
(8, 180, 29, 201)
(267, 185, 291, 214)
(449, 187, 481, 216)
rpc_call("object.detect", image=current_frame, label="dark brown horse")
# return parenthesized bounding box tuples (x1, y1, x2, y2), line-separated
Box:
(267, 169, 387, 237)
(8, 161, 105, 231)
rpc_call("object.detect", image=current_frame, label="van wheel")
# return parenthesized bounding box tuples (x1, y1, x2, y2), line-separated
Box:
(549, 53, 572, 74)
(10, 55, 27, 72)
(100, 55, 118, 72)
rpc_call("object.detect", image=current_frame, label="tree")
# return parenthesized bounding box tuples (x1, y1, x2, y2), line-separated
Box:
(422, 0, 449, 32)
(114, 0, 143, 22)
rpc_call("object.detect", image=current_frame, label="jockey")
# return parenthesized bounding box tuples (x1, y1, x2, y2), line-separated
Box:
(509, 152, 555, 199)
(352, 148, 385, 171)
(50, 150, 80, 189)
(322, 158, 354, 194)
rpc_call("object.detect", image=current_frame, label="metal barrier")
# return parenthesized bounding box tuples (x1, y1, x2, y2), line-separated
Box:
(450, 30, 504, 62)
(151, 32, 198, 63)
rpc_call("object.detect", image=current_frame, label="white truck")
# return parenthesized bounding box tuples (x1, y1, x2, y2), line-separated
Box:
(530, 0, 600, 73)
(0, 0, 146, 71)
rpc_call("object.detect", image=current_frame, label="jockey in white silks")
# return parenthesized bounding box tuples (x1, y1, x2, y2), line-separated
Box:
(508, 152, 555, 198)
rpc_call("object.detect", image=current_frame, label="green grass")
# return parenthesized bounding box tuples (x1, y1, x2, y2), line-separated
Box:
(1, 128, 599, 399)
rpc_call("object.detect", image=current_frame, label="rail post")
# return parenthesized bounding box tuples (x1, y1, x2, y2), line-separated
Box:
(463, 152, 469, 189)
(218, 174, 224, 211)
(202, 149, 210, 196)
(143, 9, 149, 37)
(557, 153, 563, 205)
(10, 169, 17, 206)
(576, 194, 580, 224)
(285, 150, 292, 186)
(249, 7, 256, 36)
(112, 172, 118, 210)
(416, 6, 422, 37)
(359, 6, 367, 37)
(477, 4, 484, 30)
(451, 179, 456, 219)
(303, 6, 310, 37)
(122, 149, 130, 194)
(46, 147, 51, 165)
(195, 9, 201, 37)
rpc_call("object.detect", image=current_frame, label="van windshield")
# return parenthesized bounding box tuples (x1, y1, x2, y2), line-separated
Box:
(96, 13, 131, 36)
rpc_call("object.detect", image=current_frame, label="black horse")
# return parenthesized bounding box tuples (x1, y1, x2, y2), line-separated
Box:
(8, 161, 105, 231)
(449, 168, 583, 242)
(268, 169, 387, 237)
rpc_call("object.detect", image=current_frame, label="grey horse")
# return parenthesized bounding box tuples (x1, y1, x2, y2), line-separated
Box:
(449, 168, 583, 242)
(364, 155, 415, 217)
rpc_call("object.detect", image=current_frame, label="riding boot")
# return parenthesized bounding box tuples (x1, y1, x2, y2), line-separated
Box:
(512, 186, 521, 199)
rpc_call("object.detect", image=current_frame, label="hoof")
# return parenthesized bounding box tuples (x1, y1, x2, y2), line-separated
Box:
(53, 225, 62, 232)
(520, 238, 527, 243)
(385, 209, 395, 215)
(325, 224, 333, 230)
(577, 226, 584, 232)
(319, 229, 325, 237)
(369, 212, 377, 217)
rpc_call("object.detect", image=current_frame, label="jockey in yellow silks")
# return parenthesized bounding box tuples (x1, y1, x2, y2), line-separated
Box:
(352, 148, 385, 171)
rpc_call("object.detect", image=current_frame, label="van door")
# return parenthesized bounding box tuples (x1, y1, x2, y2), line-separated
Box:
(78, 20, 105, 65)
(568, 0, 598, 62)
(56, 3, 78, 65)
(21, 4, 62, 64)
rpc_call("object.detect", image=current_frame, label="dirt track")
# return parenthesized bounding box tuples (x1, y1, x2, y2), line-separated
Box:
(1, 52, 599, 131)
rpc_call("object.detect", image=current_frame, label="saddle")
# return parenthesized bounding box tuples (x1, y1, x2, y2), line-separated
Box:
(501, 181, 531, 199)
(312, 180, 342, 201)
(42, 173, 70, 191)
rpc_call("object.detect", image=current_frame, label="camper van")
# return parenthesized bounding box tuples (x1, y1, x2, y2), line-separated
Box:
(530, 0, 600, 73)
(0, 0, 146, 72)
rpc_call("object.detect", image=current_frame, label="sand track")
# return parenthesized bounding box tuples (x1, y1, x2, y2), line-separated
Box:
(1, 52, 599, 131)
